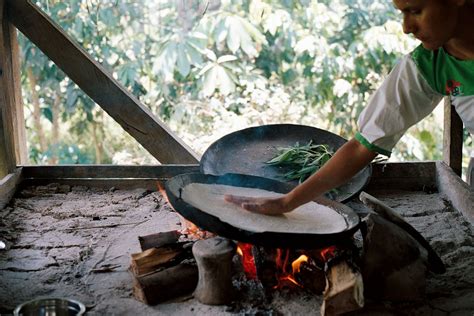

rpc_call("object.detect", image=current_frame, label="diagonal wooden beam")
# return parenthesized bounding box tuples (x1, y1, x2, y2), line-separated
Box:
(5, 0, 200, 164)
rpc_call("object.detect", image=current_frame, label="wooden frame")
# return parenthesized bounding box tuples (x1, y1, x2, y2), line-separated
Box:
(0, 0, 27, 178)
(4, 0, 199, 164)
(443, 98, 463, 177)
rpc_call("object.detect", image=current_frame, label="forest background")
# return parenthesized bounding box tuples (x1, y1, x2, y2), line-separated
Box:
(20, 0, 472, 175)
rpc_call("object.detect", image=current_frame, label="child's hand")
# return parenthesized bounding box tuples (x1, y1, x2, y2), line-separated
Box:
(224, 194, 291, 215)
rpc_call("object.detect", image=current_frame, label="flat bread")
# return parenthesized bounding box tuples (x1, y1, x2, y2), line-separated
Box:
(181, 183, 348, 234)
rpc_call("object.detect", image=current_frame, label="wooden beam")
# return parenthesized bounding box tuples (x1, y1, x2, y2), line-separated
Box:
(21, 164, 200, 179)
(436, 161, 474, 226)
(443, 98, 463, 176)
(5, 0, 200, 164)
(0, 0, 27, 177)
(0, 167, 22, 210)
(366, 161, 437, 191)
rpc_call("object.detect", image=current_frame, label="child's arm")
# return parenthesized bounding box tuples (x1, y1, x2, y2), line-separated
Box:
(224, 138, 377, 215)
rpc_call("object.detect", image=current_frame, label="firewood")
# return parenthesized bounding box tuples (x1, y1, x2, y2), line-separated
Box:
(133, 263, 198, 305)
(138, 230, 180, 251)
(130, 246, 184, 276)
(361, 213, 427, 301)
(359, 191, 445, 273)
(321, 260, 364, 316)
(296, 261, 326, 294)
(192, 237, 236, 305)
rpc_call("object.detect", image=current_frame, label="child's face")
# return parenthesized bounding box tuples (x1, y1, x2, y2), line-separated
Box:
(393, 0, 462, 50)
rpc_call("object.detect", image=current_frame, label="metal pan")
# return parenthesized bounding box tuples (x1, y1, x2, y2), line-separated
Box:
(200, 124, 371, 202)
(165, 172, 361, 249)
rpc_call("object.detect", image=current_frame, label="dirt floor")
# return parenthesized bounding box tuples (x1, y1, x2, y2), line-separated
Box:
(0, 183, 473, 315)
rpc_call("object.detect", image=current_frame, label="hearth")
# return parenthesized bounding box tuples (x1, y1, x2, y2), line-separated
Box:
(127, 181, 445, 315)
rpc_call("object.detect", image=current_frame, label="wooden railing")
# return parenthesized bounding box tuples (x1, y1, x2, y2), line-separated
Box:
(0, 0, 468, 183)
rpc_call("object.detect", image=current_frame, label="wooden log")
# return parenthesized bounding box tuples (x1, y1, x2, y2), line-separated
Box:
(361, 214, 427, 301)
(359, 191, 445, 273)
(138, 230, 180, 251)
(295, 261, 326, 294)
(443, 98, 463, 176)
(133, 263, 198, 305)
(321, 260, 364, 316)
(0, 0, 27, 177)
(130, 246, 185, 276)
(5, 0, 199, 164)
(436, 161, 474, 226)
(192, 237, 236, 305)
(252, 246, 278, 288)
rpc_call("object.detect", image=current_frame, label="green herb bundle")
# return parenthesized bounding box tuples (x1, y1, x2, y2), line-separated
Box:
(267, 140, 334, 183)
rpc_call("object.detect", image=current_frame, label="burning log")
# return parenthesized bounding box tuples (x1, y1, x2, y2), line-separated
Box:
(192, 236, 236, 305)
(321, 259, 364, 315)
(361, 213, 427, 301)
(133, 263, 198, 305)
(252, 246, 279, 288)
(295, 260, 326, 294)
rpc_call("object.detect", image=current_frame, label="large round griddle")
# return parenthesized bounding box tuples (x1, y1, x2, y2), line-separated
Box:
(200, 124, 371, 202)
(165, 172, 361, 249)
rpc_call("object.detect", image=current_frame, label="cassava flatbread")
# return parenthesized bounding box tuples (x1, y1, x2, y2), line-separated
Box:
(181, 183, 348, 234)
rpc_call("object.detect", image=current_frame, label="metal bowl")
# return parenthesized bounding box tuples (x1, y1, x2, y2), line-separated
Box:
(13, 298, 86, 316)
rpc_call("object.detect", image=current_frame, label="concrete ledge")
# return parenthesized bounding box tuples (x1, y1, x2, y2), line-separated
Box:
(0, 167, 22, 210)
(436, 161, 474, 226)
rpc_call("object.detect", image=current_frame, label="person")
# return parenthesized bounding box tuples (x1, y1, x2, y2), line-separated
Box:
(225, 0, 474, 215)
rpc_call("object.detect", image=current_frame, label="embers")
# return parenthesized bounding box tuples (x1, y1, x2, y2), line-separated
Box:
(237, 242, 358, 293)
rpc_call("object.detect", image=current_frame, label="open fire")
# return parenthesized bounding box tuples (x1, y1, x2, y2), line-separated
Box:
(236, 243, 338, 291)
(142, 181, 436, 314)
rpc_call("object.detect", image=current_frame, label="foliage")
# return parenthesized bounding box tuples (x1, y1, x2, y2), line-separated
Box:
(267, 141, 334, 183)
(19, 0, 471, 170)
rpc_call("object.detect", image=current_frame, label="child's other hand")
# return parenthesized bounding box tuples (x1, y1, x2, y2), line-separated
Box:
(224, 194, 291, 215)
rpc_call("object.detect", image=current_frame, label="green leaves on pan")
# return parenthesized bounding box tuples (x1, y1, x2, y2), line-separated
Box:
(267, 140, 334, 184)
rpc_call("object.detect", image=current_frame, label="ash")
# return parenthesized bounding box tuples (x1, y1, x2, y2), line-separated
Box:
(0, 184, 473, 315)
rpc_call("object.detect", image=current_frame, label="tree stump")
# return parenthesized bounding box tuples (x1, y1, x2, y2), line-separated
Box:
(192, 237, 236, 305)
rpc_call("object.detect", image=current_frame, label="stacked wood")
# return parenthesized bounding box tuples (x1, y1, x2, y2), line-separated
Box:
(321, 259, 364, 315)
(130, 231, 198, 305)
(192, 237, 236, 305)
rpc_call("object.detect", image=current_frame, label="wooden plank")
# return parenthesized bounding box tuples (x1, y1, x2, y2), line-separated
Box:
(0, 0, 27, 177)
(21, 164, 200, 179)
(366, 161, 437, 191)
(0, 167, 22, 210)
(5, 0, 199, 164)
(22, 178, 165, 191)
(436, 161, 474, 226)
(443, 98, 463, 176)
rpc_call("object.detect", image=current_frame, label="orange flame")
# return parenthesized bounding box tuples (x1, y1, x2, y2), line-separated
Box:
(237, 243, 257, 279)
(320, 245, 337, 261)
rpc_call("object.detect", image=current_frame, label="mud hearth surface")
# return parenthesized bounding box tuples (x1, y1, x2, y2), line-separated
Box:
(0, 184, 473, 315)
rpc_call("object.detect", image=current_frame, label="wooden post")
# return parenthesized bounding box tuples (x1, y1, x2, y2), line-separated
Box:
(5, 0, 199, 164)
(443, 98, 463, 177)
(0, 0, 27, 178)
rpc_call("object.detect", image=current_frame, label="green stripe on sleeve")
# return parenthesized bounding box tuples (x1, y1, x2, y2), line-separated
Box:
(355, 132, 392, 157)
